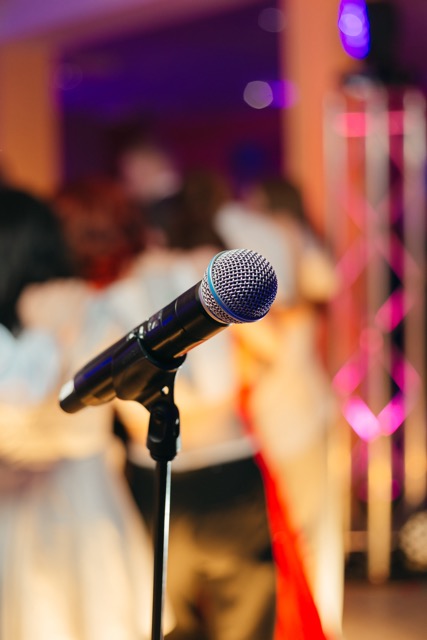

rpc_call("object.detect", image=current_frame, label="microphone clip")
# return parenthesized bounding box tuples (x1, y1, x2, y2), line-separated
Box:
(143, 370, 181, 462)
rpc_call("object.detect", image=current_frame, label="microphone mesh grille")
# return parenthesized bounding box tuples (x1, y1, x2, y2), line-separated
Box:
(201, 249, 277, 324)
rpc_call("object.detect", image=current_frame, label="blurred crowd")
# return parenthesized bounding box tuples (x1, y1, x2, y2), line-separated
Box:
(0, 135, 344, 640)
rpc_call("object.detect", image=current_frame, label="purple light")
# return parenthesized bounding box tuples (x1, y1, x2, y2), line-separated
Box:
(338, 0, 370, 59)
(270, 80, 299, 109)
(243, 79, 298, 110)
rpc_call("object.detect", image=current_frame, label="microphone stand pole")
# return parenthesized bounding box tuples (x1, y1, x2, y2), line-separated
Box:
(141, 372, 181, 640)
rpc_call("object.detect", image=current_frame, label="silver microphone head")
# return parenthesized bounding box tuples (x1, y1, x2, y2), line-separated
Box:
(200, 248, 277, 324)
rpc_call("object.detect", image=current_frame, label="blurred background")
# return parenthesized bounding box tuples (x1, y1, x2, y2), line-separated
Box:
(1, 0, 427, 637)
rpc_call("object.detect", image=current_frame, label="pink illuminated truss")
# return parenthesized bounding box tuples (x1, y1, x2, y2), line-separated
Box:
(326, 89, 425, 442)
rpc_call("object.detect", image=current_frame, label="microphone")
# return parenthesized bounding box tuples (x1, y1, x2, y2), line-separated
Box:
(59, 248, 277, 414)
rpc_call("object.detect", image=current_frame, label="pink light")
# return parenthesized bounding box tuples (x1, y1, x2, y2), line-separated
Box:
(378, 394, 406, 436)
(344, 393, 411, 441)
(343, 396, 381, 441)
(334, 112, 369, 137)
(333, 110, 407, 138)
(390, 348, 421, 395)
(333, 359, 367, 394)
(375, 289, 407, 332)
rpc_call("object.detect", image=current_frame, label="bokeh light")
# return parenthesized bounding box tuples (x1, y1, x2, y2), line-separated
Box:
(338, 0, 370, 59)
(243, 79, 298, 110)
(243, 81, 273, 109)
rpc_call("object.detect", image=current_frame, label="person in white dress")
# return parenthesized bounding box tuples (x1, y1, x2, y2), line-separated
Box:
(215, 177, 344, 639)
(0, 187, 161, 640)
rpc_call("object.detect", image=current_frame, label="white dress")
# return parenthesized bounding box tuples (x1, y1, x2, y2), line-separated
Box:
(0, 280, 158, 640)
(215, 203, 345, 638)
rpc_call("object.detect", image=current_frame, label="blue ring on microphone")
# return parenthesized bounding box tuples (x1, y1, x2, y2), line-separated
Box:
(207, 251, 251, 323)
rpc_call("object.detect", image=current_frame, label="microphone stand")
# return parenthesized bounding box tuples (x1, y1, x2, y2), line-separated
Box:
(140, 370, 181, 640)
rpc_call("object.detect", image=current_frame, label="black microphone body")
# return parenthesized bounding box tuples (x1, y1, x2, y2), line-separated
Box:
(59, 249, 278, 414)
(60, 282, 225, 413)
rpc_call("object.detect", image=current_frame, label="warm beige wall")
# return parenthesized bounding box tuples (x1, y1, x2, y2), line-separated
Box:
(279, 0, 354, 229)
(0, 42, 60, 195)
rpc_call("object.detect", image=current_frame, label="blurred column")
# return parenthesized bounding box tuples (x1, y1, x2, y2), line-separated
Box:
(364, 89, 392, 583)
(277, 3, 352, 634)
(402, 92, 427, 508)
(0, 41, 60, 195)
(279, 0, 352, 229)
